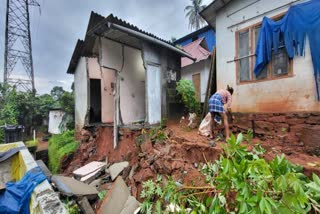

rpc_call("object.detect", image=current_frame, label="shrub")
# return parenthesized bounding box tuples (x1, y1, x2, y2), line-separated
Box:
(176, 79, 200, 114)
(25, 139, 38, 147)
(48, 130, 78, 174)
(140, 132, 320, 213)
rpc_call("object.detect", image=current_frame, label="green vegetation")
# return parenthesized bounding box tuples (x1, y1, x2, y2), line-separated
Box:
(98, 190, 108, 200)
(48, 130, 78, 174)
(25, 139, 38, 147)
(184, 0, 207, 30)
(0, 83, 74, 143)
(176, 79, 200, 114)
(64, 199, 81, 214)
(140, 132, 320, 213)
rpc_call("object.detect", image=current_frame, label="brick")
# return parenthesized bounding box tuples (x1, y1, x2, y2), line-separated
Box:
(305, 116, 320, 125)
(255, 121, 274, 134)
(296, 113, 311, 118)
(273, 123, 290, 132)
(268, 116, 286, 123)
(301, 126, 320, 155)
(286, 118, 305, 125)
(290, 124, 310, 133)
(254, 114, 269, 121)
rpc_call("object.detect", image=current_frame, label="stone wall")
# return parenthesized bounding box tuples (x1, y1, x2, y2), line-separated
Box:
(231, 112, 320, 155)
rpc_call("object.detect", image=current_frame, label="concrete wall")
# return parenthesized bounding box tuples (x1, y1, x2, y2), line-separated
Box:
(48, 110, 66, 134)
(0, 142, 67, 214)
(74, 57, 88, 131)
(181, 59, 210, 103)
(100, 38, 145, 125)
(142, 42, 181, 123)
(88, 57, 115, 123)
(215, 0, 320, 112)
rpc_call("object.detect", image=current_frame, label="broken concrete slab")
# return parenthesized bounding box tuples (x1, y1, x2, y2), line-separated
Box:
(89, 178, 102, 191)
(120, 196, 140, 214)
(108, 161, 129, 181)
(73, 161, 106, 180)
(78, 197, 95, 214)
(99, 177, 129, 214)
(80, 168, 105, 184)
(99, 177, 139, 214)
(51, 175, 98, 200)
(36, 160, 52, 180)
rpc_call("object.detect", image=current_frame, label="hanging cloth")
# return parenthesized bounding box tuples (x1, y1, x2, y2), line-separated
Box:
(254, 0, 320, 100)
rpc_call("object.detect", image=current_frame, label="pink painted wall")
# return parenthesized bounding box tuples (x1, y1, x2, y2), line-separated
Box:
(88, 58, 115, 123)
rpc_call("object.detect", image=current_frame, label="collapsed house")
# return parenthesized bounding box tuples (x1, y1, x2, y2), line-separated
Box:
(174, 26, 215, 103)
(201, 0, 320, 148)
(67, 13, 193, 146)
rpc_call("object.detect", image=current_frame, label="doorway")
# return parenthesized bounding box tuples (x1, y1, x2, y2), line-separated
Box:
(89, 79, 101, 123)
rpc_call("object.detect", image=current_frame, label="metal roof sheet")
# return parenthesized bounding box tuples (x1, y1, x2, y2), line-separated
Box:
(181, 37, 211, 67)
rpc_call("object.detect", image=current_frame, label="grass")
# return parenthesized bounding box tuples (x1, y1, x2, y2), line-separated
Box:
(48, 130, 79, 174)
(25, 139, 38, 147)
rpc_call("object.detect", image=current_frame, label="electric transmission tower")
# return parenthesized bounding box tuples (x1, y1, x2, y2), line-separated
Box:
(4, 0, 40, 92)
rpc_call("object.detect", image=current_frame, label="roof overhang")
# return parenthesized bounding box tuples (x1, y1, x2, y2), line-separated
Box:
(87, 19, 195, 61)
(200, 0, 234, 28)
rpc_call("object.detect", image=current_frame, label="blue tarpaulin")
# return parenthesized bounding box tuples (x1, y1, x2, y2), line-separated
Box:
(254, 0, 320, 100)
(0, 167, 47, 214)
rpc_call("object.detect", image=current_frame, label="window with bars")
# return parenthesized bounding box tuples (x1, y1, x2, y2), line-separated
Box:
(236, 23, 292, 83)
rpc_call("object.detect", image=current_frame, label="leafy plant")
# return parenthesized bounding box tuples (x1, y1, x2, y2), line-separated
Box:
(140, 175, 163, 214)
(48, 130, 78, 173)
(140, 132, 320, 213)
(149, 119, 168, 144)
(176, 79, 200, 114)
(98, 190, 108, 200)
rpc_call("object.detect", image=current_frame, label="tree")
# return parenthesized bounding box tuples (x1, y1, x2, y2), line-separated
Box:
(184, 0, 207, 30)
(51, 86, 65, 101)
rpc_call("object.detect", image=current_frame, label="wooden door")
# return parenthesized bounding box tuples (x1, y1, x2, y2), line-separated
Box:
(192, 73, 201, 102)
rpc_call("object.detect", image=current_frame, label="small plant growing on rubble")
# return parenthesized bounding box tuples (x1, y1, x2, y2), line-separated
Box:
(140, 132, 320, 213)
(140, 175, 163, 214)
(98, 190, 107, 200)
(149, 120, 168, 144)
(176, 79, 200, 114)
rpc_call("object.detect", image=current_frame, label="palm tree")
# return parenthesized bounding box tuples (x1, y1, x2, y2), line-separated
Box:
(185, 0, 207, 30)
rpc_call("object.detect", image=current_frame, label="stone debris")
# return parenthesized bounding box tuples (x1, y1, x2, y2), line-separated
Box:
(73, 161, 106, 183)
(108, 161, 129, 181)
(51, 175, 98, 200)
(99, 177, 139, 214)
(78, 197, 95, 214)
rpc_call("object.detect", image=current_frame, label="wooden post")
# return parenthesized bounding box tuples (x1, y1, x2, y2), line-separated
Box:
(202, 48, 217, 119)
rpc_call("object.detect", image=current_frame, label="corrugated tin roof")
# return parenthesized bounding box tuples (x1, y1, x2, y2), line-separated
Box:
(181, 37, 211, 67)
(67, 12, 185, 74)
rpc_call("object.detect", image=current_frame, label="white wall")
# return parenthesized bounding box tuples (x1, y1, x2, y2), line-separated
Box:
(74, 57, 88, 131)
(215, 0, 320, 112)
(181, 59, 210, 103)
(48, 110, 66, 134)
(101, 38, 146, 125)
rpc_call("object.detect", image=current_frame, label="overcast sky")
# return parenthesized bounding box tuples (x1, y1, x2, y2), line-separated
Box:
(0, 0, 212, 94)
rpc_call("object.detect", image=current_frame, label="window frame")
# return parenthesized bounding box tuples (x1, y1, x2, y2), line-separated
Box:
(235, 13, 293, 85)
